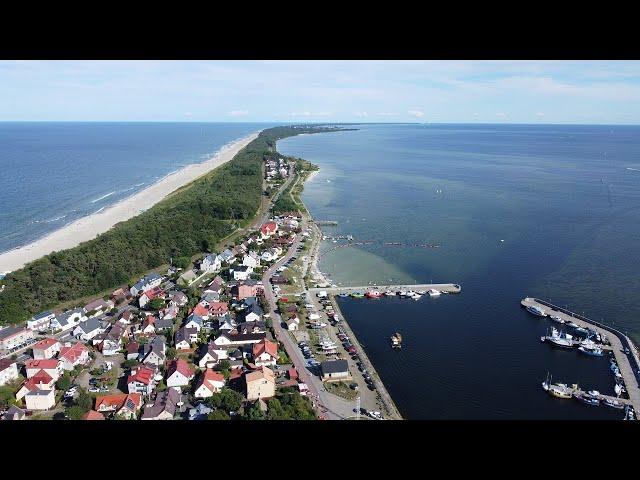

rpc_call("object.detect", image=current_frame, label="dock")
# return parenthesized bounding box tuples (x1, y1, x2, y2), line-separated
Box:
(309, 283, 461, 295)
(522, 297, 640, 414)
(314, 220, 338, 226)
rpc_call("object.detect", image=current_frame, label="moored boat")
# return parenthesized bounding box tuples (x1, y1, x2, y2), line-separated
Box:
(603, 397, 625, 410)
(365, 290, 382, 298)
(542, 373, 573, 399)
(578, 345, 604, 356)
(350, 291, 364, 298)
(427, 288, 441, 297)
(526, 305, 547, 317)
(390, 332, 402, 349)
(574, 392, 600, 406)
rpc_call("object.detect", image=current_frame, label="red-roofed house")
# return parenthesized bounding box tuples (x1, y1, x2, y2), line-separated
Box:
(166, 359, 195, 390)
(140, 316, 156, 335)
(287, 368, 299, 380)
(25, 359, 61, 381)
(139, 287, 165, 309)
(194, 369, 226, 398)
(260, 222, 278, 238)
(208, 302, 229, 317)
(16, 370, 55, 400)
(127, 365, 157, 396)
(58, 342, 90, 371)
(84, 410, 105, 420)
(95, 393, 143, 419)
(252, 339, 278, 367)
(32, 338, 61, 359)
(192, 303, 210, 319)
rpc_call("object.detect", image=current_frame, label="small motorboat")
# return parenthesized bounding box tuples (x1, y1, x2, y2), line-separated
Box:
(427, 289, 441, 297)
(550, 315, 565, 324)
(578, 345, 604, 356)
(574, 392, 600, 406)
(603, 398, 625, 410)
(390, 332, 402, 349)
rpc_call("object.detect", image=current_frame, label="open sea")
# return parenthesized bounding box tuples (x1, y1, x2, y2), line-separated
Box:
(278, 123, 640, 419)
(0, 122, 268, 255)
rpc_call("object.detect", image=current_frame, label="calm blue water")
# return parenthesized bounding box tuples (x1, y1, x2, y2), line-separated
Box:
(279, 124, 640, 419)
(0, 122, 269, 254)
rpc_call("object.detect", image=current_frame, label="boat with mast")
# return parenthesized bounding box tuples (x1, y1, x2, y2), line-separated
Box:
(542, 372, 573, 399)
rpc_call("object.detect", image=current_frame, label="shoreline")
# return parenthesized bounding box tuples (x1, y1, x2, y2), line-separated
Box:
(0, 131, 260, 273)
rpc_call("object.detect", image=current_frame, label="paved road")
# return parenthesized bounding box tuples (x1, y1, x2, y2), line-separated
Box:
(262, 217, 356, 420)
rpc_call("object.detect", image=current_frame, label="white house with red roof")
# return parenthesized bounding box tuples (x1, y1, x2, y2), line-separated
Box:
(166, 359, 195, 390)
(140, 315, 157, 335)
(25, 358, 61, 381)
(95, 393, 143, 419)
(260, 221, 278, 238)
(127, 365, 158, 396)
(24, 389, 55, 411)
(16, 370, 55, 401)
(252, 339, 279, 367)
(31, 338, 61, 359)
(194, 369, 226, 398)
(58, 342, 90, 371)
(139, 287, 165, 309)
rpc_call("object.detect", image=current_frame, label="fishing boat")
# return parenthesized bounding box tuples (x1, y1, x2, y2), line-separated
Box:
(543, 327, 574, 348)
(365, 290, 382, 298)
(542, 373, 573, 399)
(427, 288, 441, 297)
(603, 398, 625, 410)
(526, 305, 547, 317)
(573, 325, 589, 335)
(409, 291, 422, 300)
(398, 290, 408, 297)
(574, 392, 601, 406)
(350, 291, 364, 299)
(337, 293, 349, 298)
(390, 332, 402, 349)
(384, 290, 396, 296)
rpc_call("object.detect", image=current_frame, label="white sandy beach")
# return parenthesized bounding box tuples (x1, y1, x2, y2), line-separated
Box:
(0, 131, 261, 273)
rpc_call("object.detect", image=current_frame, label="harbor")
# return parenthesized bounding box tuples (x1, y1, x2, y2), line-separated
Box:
(522, 297, 640, 418)
(309, 283, 462, 295)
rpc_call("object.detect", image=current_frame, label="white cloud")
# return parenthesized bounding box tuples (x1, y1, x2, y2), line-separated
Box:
(408, 110, 425, 118)
(229, 110, 248, 116)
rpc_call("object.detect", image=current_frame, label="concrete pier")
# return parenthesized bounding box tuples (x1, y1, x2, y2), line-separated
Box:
(522, 297, 640, 414)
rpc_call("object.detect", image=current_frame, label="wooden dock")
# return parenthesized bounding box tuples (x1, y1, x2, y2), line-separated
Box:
(522, 297, 640, 414)
(309, 283, 461, 295)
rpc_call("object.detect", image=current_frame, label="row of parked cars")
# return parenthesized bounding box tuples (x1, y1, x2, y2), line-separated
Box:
(336, 327, 376, 392)
(7, 337, 38, 354)
(298, 341, 321, 367)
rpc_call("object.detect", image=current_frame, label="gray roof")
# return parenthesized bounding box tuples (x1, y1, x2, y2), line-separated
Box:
(55, 308, 85, 327)
(33, 310, 54, 320)
(321, 360, 349, 375)
(2, 405, 26, 420)
(141, 388, 180, 419)
(175, 326, 197, 344)
(220, 249, 234, 261)
(0, 326, 27, 340)
(76, 317, 104, 334)
(155, 318, 174, 330)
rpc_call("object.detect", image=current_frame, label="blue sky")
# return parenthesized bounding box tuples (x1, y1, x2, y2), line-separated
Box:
(1, 60, 640, 124)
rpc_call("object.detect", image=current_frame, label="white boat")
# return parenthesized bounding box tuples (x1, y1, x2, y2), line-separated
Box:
(427, 289, 441, 297)
(409, 292, 422, 300)
(384, 290, 396, 296)
(526, 305, 547, 317)
(550, 315, 565, 324)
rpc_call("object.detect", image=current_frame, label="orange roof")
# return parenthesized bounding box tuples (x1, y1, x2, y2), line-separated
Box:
(253, 339, 278, 359)
(168, 359, 194, 378)
(25, 358, 59, 371)
(127, 366, 155, 385)
(209, 302, 229, 313)
(193, 304, 209, 317)
(32, 338, 60, 350)
(95, 393, 142, 411)
(84, 410, 105, 420)
(260, 222, 277, 234)
(246, 366, 275, 383)
(198, 369, 225, 392)
(59, 342, 88, 362)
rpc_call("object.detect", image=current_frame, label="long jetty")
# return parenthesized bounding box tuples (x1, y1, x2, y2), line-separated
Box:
(310, 283, 461, 295)
(522, 297, 640, 413)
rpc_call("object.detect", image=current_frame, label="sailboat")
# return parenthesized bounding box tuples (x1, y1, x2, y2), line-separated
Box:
(542, 372, 573, 399)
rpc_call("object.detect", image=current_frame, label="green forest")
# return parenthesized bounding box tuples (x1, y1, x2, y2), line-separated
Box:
(0, 125, 336, 325)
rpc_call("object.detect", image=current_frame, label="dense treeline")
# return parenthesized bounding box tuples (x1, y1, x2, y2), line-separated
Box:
(0, 126, 334, 324)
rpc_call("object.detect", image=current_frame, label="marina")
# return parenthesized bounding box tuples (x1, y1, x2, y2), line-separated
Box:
(309, 283, 461, 296)
(523, 297, 640, 417)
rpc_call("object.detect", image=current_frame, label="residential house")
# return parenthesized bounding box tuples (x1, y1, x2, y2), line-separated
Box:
(232, 265, 253, 281)
(184, 314, 205, 332)
(188, 402, 212, 420)
(126, 341, 140, 361)
(111, 287, 131, 304)
(0, 359, 19, 386)
(27, 311, 56, 332)
(16, 371, 55, 400)
(2, 405, 26, 420)
(242, 251, 261, 269)
(130, 272, 163, 297)
(236, 320, 266, 334)
(141, 336, 166, 366)
(58, 342, 91, 371)
(320, 360, 351, 382)
(50, 308, 86, 333)
(217, 314, 236, 333)
(73, 317, 107, 341)
(83, 298, 114, 317)
(95, 393, 143, 419)
(168, 291, 188, 307)
(139, 287, 165, 309)
(166, 359, 195, 390)
(118, 310, 134, 325)
(0, 326, 35, 351)
(200, 292, 220, 304)
(219, 249, 235, 265)
(194, 369, 225, 398)
(25, 359, 61, 381)
(99, 339, 121, 356)
(140, 316, 157, 335)
(208, 302, 229, 317)
(141, 388, 181, 420)
(192, 303, 210, 320)
(234, 280, 263, 300)
(175, 326, 197, 350)
(252, 339, 278, 367)
(127, 365, 157, 396)
(159, 305, 179, 322)
(83, 410, 105, 420)
(286, 317, 299, 331)
(24, 389, 55, 411)
(31, 338, 61, 359)
(260, 221, 278, 238)
(155, 317, 175, 332)
(245, 366, 276, 401)
(201, 253, 222, 273)
(239, 297, 263, 323)
(198, 343, 222, 369)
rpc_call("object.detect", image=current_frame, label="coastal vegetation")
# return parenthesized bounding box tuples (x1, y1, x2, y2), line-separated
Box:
(0, 126, 337, 325)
